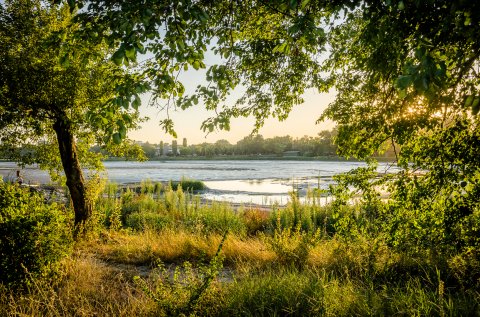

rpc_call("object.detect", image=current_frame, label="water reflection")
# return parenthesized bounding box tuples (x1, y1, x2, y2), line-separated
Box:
(204, 179, 292, 194)
(201, 178, 336, 206)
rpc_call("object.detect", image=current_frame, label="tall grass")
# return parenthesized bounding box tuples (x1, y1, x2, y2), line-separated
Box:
(3, 254, 478, 316)
(2, 180, 480, 316)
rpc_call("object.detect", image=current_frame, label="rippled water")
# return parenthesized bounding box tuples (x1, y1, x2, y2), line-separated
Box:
(0, 160, 398, 205)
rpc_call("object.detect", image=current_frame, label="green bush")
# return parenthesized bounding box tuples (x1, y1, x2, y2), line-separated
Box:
(121, 194, 163, 221)
(125, 212, 172, 231)
(0, 183, 73, 287)
(171, 178, 206, 191)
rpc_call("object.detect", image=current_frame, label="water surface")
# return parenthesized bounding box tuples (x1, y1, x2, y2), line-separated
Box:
(0, 160, 398, 205)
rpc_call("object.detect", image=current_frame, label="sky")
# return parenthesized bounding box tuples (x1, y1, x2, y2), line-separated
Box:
(128, 88, 336, 145)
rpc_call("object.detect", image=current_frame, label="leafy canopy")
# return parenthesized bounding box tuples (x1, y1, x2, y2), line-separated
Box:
(0, 0, 143, 179)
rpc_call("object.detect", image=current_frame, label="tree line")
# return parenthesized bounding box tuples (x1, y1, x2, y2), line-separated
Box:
(135, 130, 339, 158)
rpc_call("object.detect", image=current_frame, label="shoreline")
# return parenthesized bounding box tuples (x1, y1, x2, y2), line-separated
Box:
(101, 155, 396, 162)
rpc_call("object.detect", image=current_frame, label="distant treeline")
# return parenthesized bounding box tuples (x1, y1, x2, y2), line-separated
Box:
(0, 129, 396, 161)
(92, 129, 396, 159)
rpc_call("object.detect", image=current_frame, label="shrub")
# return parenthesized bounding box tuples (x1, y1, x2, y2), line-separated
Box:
(121, 194, 163, 221)
(171, 178, 206, 191)
(194, 203, 246, 235)
(0, 183, 73, 287)
(141, 179, 155, 194)
(125, 212, 172, 231)
(241, 208, 269, 235)
(104, 182, 118, 199)
(264, 220, 320, 270)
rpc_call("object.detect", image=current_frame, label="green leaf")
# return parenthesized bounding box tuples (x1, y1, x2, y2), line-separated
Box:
(395, 75, 411, 90)
(132, 95, 141, 110)
(125, 46, 136, 60)
(300, 0, 310, 10)
(472, 97, 480, 115)
(120, 98, 128, 109)
(122, 114, 132, 124)
(111, 49, 125, 66)
(112, 133, 122, 144)
(192, 61, 200, 70)
(59, 54, 70, 68)
(67, 0, 75, 12)
(464, 95, 474, 107)
(135, 42, 145, 54)
(413, 76, 428, 92)
(273, 42, 288, 53)
(119, 125, 127, 138)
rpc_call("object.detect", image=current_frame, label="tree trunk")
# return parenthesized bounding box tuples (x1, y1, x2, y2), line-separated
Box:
(53, 117, 91, 229)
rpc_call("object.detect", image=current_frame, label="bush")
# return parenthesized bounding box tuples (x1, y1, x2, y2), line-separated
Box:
(241, 208, 269, 235)
(125, 212, 172, 231)
(171, 178, 206, 191)
(264, 221, 320, 269)
(0, 183, 73, 287)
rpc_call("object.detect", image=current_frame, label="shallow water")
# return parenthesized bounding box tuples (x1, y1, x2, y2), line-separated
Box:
(0, 160, 398, 205)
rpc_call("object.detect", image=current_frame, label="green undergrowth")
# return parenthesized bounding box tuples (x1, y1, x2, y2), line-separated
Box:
(1, 180, 480, 316)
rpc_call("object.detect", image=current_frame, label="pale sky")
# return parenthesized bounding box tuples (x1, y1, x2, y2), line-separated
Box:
(128, 88, 336, 145)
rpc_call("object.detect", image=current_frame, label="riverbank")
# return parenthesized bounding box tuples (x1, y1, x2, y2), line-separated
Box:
(103, 155, 396, 162)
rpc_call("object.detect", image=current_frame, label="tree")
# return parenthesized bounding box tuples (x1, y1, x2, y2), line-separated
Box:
(263, 136, 290, 155)
(315, 129, 337, 156)
(319, 1, 480, 253)
(0, 0, 140, 229)
(182, 138, 187, 148)
(214, 139, 232, 155)
(140, 142, 157, 158)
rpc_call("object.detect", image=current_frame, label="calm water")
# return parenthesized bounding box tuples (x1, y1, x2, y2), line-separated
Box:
(0, 160, 398, 205)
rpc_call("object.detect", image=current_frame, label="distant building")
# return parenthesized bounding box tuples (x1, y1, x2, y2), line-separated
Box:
(156, 142, 172, 156)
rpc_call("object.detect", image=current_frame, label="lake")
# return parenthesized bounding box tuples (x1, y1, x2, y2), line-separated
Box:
(0, 160, 399, 205)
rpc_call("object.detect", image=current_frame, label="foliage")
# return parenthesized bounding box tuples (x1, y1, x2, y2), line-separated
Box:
(170, 178, 206, 191)
(0, 0, 143, 227)
(264, 224, 320, 270)
(0, 183, 72, 287)
(240, 208, 270, 236)
(318, 0, 480, 257)
(134, 231, 228, 316)
(126, 212, 172, 232)
(64, 0, 330, 136)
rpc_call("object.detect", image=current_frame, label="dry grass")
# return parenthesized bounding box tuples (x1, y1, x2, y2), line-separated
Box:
(3, 232, 480, 316)
(0, 254, 156, 316)
(308, 237, 396, 277)
(78, 229, 276, 268)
